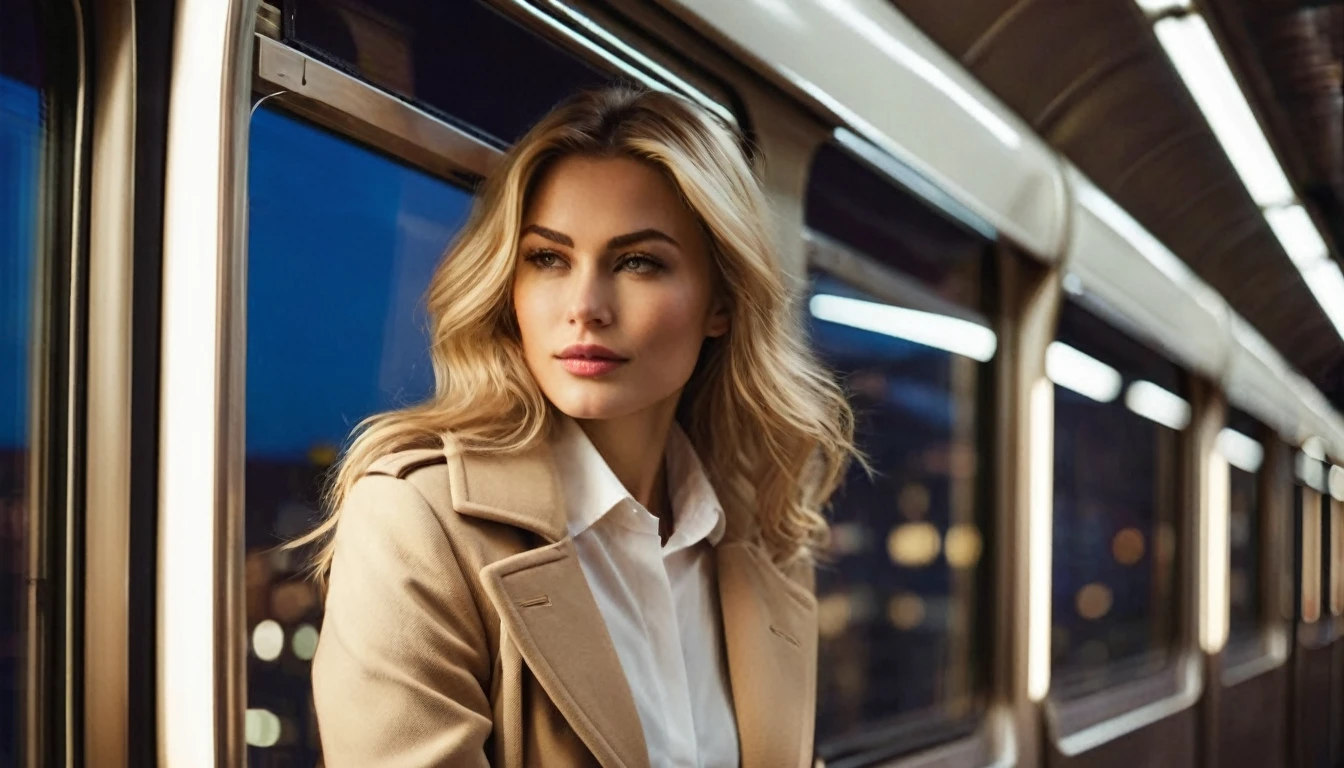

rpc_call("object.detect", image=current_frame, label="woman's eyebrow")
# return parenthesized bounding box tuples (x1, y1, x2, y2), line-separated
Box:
(521, 224, 680, 251)
(605, 229, 680, 250)
(521, 224, 573, 247)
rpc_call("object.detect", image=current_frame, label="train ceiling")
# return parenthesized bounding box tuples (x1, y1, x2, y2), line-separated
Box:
(889, 0, 1344, 405)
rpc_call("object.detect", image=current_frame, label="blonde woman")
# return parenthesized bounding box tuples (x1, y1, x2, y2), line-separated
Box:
(303, 86, 857, 768)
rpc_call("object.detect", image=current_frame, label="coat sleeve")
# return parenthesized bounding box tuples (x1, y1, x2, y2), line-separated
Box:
(312, 474, 493, 767)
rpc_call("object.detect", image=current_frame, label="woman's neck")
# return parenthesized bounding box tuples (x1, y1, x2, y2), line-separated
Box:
(575, 395, 678, 524)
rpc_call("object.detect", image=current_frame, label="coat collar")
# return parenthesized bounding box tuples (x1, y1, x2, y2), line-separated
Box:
(442, 432, 818, 768)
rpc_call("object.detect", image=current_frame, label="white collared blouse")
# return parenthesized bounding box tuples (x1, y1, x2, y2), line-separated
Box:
(549, 416, 740, 768)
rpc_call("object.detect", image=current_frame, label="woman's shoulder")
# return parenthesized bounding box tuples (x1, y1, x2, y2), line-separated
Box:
(350, 432, 560, 541)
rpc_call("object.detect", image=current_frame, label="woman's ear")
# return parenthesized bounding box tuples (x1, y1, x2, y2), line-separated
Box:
(705, 297, 731, 339)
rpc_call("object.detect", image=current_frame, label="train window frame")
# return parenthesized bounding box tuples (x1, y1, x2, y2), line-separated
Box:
(1043, 292, 1197, 741)
(2, 1, 84, 765)
(1220, 407, 1271, 666)
(265, 0, 744, 153)
(803, 135, 999, 768)
(1219, 410, 1296, 687)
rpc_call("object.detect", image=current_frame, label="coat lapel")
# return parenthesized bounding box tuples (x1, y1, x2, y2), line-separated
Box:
(478, 539, 652, 768)
(717, 541, 819, 768)
(447, 438, 651, 768)
(445, 432, 819, 768)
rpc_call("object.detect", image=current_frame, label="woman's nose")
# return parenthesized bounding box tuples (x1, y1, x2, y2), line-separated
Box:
(564, 268, 614, 327)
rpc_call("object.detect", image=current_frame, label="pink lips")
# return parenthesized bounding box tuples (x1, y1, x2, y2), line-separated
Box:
(556, 344, 628, 378)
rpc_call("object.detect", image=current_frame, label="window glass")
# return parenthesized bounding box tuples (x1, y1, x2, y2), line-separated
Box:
(1221, 407, 1265, 657)
(245, 106, 471, 765)
(1, 4, 44, 762)
(806, 143, 992, 761)
(281, 0, 611, 146)
(1049, 299, 1181, 700)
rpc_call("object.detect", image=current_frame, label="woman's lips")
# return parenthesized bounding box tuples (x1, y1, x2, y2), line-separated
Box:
(559, 357, 626, 377)
(556, 344, 628, 378)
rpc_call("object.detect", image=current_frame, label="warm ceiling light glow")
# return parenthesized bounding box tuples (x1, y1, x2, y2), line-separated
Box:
(810, 293, 998, 361)
(1125, 380, 1192, 430)
(1202, 455, 1231, 652)
(1153, 15, 1295, 208)
(1027, 379, 1055, 702)
(1046, 341, 1122, 402)
(1217, 427, 1265, 474)
(1266, 204, 1329, 269)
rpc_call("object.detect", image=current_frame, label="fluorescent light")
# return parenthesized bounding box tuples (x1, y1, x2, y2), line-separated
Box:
(1125, 380, 1192, 430)
(1266, 205, 1329, 268)
(1046, 342, 1122, 402)
(809, 293, 997, 361)
(1154, 15, 1294, 207)
(1217, 427, 1265, 473)
(1027, 378, 1054, 701)
(1201, 454, 1230, 653)
(1135, 0, 1191, 14)
(1303, 261, 1344, 340)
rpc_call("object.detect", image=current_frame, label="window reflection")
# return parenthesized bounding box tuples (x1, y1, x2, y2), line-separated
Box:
(1223, 408, 1265, 659)
(245, 106, 471, 764)
(1, 8, 44, 760)
(1050, 300, 1180, 700)
(804, 139, 991, 761)
(809, 269, 988, 756)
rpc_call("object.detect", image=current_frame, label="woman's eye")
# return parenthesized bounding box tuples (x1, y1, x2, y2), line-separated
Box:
(525, 250, 564, 269)
(619, 254, 664, 274)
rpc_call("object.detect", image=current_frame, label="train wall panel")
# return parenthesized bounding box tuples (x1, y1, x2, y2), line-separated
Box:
(1295, 642, 1335, 768)
(1047, 707, 1196, 768)
(1219, 665, 1289, 768)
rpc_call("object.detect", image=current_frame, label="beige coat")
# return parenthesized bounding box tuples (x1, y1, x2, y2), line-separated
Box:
(312, 433, 820, 768)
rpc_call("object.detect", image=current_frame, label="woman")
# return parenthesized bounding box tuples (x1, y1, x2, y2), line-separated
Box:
(303, 86, 857, 768)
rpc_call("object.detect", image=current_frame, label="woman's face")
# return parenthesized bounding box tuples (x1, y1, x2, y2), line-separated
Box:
(512, 155, 729, 422)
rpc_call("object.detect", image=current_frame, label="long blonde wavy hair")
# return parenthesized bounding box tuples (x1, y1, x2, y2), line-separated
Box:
(296, 85, 858, 580)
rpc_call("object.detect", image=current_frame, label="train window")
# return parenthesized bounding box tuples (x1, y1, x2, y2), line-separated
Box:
(805, 141, 993, 762)
(1221, 407, 1266, 660)
(244, 105, 472, 763)
(280, 0, 612, 146)
(2, 4, 47, 762)
(1049, 299, 1181, 700)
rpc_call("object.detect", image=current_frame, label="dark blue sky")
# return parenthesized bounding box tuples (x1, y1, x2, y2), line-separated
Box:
(1, 76, 38, 449)
(246, 107, 471, 458)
